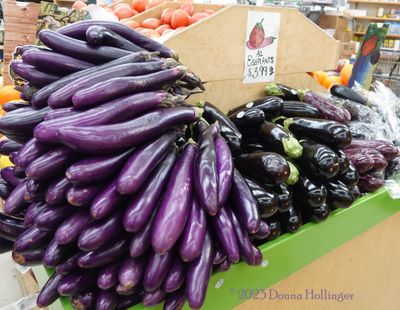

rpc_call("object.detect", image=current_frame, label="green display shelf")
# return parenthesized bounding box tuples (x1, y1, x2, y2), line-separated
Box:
(35, 188, 399, 310)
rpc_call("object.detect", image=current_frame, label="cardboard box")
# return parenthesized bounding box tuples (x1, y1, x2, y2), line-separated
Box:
(334, 30, 352, 42)
(339, 41, 357, 58)
(319, 15, 352, 42)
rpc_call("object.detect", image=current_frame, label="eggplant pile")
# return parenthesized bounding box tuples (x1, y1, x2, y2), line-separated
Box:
(0, 21, 270, 310)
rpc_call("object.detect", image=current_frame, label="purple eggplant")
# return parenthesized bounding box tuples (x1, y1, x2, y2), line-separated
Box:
(213, 248, 226, 265)
(143, 288, 166, 307)
(78, 211, 123, 251)
(14, 226, 51, 253)
(26, 179, 46, 195)
(118, 256, 146, 289)
(144, 249, 174, 292)
(129, 209, 156, 258)
(347, 139, 398, 161)
(14, 138, 49, 170)
(12, 248, 44, 266)
(214, 134, 233, 207)
(56, 252, 81, 275)
(58, 271, 97, 296)
(344, 147, 388, 171)
(0, 237, 13, 254)
(2, 101, 30, 113)
(123, 147, 178, 233)
(90, 179, 125, 220)
(37, 273, 63, 307)
(72, 67, 187, 108)
(0, 180, 12, 200)
(34, 204, 74, 231)
(179, 196, 206, 262)
(45, 107, 80, 121)
(116, 294, 141, 309)
(9, 152, 18, 165)
(24, 202, 47, 227)
(10, 60, 61, 87)
(67, 182, 105, 207)
(55, 210, 92, 245)
(186, 230, 213, 309)
(164, 257, 185, 293)
(0, 106, 50, 132)
(326, 179, 354, 208)
(244, 177, 279, 218)
(164, 287, 186, 310)
(96, 289, 118, 310)
(359, 174, 384, 192)
(71, 291, 96, 310)
(253, 220, 270, 240)
(4, 180, 28, 215)
(58, 107, 201, 154)
(152, 143, 196, 254)
(45, 176, 71, 206)
(0, 140, 22, 155)
(0, 212, 26, 237)
(230, 168, 261, 234)
(97, 263, 120, 290)
(43, 238, 72, 268)
(251, 245, 263, 266)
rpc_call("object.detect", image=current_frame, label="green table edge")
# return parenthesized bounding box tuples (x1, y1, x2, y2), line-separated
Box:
(35, 188, 399, 310)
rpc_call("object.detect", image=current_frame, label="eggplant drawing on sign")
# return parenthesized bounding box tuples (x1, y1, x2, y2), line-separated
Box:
(247, 18, 276, 50)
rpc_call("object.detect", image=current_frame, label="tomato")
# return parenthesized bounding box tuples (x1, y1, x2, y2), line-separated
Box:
(161, 8, 175, 25)
(141, 28, 161, 38)
(114, 5, 134, 19)
(141, 17, 162, 29)
(175, 26, 187, 32)
(180, 4, 194, 16)
(171, 9, 190, 29)
(155, 24, 171, 35)
(72, 1, 87, 9)
(122, 19, 140, 29)
(146, 0, 165, 10)
(202, 8, 215, 15)
(132, 0, 147, 13)
(190, 12, 209, 24)
(162, 28, 174, 36)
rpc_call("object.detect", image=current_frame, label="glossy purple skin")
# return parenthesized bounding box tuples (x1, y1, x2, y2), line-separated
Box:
(25, 146, 76, 181)
(0, 140, 22, 155)
(347, 139, 398, 161)
(1, 167, 23, 188)
(14, 226, 51, 253)
(97, 263, 120, 290)
(251, 245, 263, 266)
(129, 209, 156, 258)
(49, 61, 169, 108)
(179, 196, 206, 262)
(45, 176, 71, 206)
(0, 212, 26, 236)
(56, 252, 80, 275)
(230, 168, 261, 234)
(144, 250, 174, 292)
(116, 294, 141, 309)
(66, 149, 134, 185)
(151, 143, 196, 254)
(67, 183, 105, 207)
(43, 238, 71, 268)
(217, 258, 231, 272)
(212, 207, 240, 263)
(164, 257, 185, 293)
(194, 125, 219, 216)
(215, 134, 233, 207)
(26, 179, 46, 194)
(24, 202, 47, 227)
(78, 211, 123, 251)
(44, 107, 80, 121)
(15, 138, 49, 170)
(117, 131, 177, 195)
(253, 220, 270, 240)
(37, 273, 62, 307)
(213, 248, 226, 265)
(115, 284, 138, 296)
(58, 107, 199, 154)
(34, 204, 74, 231)
(55, 210, 92, 245)
(12, 248, 44, 266)
(77, 237, 128, 269)
(4, 180, 28, 215)
(10, 60, 61, 87)
(186, 230, 214, 309)
(0, 182, 12, 201)
(118, 256, 146, 289)
(57, 271, 97, 296)
(96, 289, 118, 310)
(90, 179, 125, 220)
(164, 287, 186, 310)
(123, 147, 178, 233)
(143, 288, 166, 307)
(71, 291, 96, 310)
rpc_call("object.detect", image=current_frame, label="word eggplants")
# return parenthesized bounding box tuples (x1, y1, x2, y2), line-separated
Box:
(0, 21, 397, 310)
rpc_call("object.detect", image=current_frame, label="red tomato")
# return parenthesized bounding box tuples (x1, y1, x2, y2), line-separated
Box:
(114, 5, 134, 19)
(141, 28, 161, 38)
(146, 0, 164, 10)
(155, 24, 171, 35)
(171, 9, 190, 29)
(190, 12, 209, 24)
(180, 4, 194, 16)
(72, 1, 87, 9)
(161, 8, 175, 25)
(202, 8, 215, 15)
(132, 0, 147, 13)
(122, 19, 140, 29)
(141, 17, 162, 29)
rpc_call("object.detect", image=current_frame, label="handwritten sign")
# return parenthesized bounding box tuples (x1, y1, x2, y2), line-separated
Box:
(243, 11, 280, 84)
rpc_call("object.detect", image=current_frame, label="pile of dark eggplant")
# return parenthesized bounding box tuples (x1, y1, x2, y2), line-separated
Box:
(0, 21, 271, 310)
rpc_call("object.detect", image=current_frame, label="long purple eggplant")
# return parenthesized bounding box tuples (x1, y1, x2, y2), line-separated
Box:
(78, 211, 123, 251)
(0, 229, 17, 241)
(186, 230, 213, 309)
(129, 209, 156, 258)
(15, 138, 49, 170)
(143, 288, 166, 307)
(24, 202, 47, 227)
(71, 291, 96, 310)
(26, 146, 76, 180)
(90, 179, 125, 220)
(117, 131, 177, 195)
(31, 52, 151, 107)
(2, 101, 30, 112)
(44, 177, 70, 206)
(22, 49, 94, 75)
(0, 212, 26, 237)
(116, 294, 141, 309)
(56, 252, 80, 275)
(0, 140, 22, 155)
(67, 182, 105, 207)
(10, 60, 61, 87)
(96, 289, 118, 310)
(34, 204, 74, 231)
(194, 125, 219, 215)
(144, 249, 174, 292)
(26, 179, 46, 195)
(179, 196, 206, 262)
(164, 287, 186, 310)
(49, 60, 177, 108)
(230, 168, 261, 234)
(0, 106, 50, 132)
(1, 167, 23, 187)
(58, 271, 97, 296)
(215, 134, 233, 207)
(45, 107, 80, 121)
(253, 220, 270, 240)
(152, 143, 196, 254)
(12, 248, 44, 266)
(78, 237, 128, 269)
(37, 273, 63, 307)
(97, 263, 120, 290)
(55, 210, 92, 245)
(4, 180, 28, 215)
(118, 256, 146, 289)
(347, 139, 398, 161)
(0, 179, 12, 200)
(59, 20, 178, 59)
(14, 226, 51, 253)
(72, 67, 187, 108)
(164, 257, 185, 293)
(124, 147, 178, 233)
(43, 238, 72, 267)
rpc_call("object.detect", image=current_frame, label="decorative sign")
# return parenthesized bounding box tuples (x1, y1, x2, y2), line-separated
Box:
(243, 11, 280, 84)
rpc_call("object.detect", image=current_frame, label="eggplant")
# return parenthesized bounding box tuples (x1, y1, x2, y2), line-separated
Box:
(129, 208, 156, 258)
(191, 119, 209, 142)
(252, 220, 270, 240)
(97, 263, 120, 290)
(10, 60, 61, 87)
(43, 238, 72, 268)
(58, 107, 201, 154)
(258, 121, 303, 159)
(340, 163, 359, 187)
(14, 138, 50, 170)
(307, 204, 331, 222)
(0, 229, 18, 241)
(0, 106, 50, 132)
(0, 140, 22, 155)
(279, 207, 302, 233)
(90, 179, 125, 220)
(2, 101, 30, 113)
(0, 178, 13, 200)
(34, 204, 74, 231)
(325, 179, 354, 208)
(115, 284, 138, 296)
(274, 183, 293, 212)
(144, 250, 174, 292)
(23, 203, 45, 228)
(281, 101, 320, 118)
(152, 143, 196, 254)
(143, 288, 166, 307)
(164, 288, 186, 310)
(293, 173, 327, 208)
(164, 257, 185, 293)
(13, 249, 44, 267)
(229, 108, 265, 131)
(45, 176, 71, 206)
(337, 150, 350, 174)
(55, 210, 92, 245)
(37, 273, 63, 307)
(344, 148, 388, 171)
(217, 259, 231, 272)
(45, 107, 80, 121)
(0, 237, 14, 254)
(347, 139, 398, 161)
(96, 289, 118, 310)
(20, 84, 40, 102)
(26, 179, 46, 195)
(350, 185, 362, 199)
(358, 174, 384, 193)
(124, 147, 178, 233)
(0, 212, 26, 237)
(179, 196, 207, 262)
(14, 226, 52, 253)
(228, 96, 283, 119)
(242, 141, 264, 153)
(119, 256, 146, 289)
(116, 294, 141, 309)
(71, 291, 96, 310)
(4, 180, 28, 215)
(264, 83, 301, 101)
(72, 67, 187, 108)
(286, 161, 299, 185)
(235, 151, 290, 185)
(297, 140, 339, 179)
(214, 134, 233, 206)
(265, 216, 281, 241)
(343, 151, 374, 174)
(67, 182, 105, 207)
(283, 117, 352, 148)
(58, 271, 97, 296)
(230, 168, 261, 234)
(330, 85, 367, 105)
(56, 252, 81, 275)
(213, 248, 226, 265)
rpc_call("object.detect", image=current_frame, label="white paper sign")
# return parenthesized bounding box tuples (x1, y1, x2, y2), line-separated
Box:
(243, 11, 280, 84)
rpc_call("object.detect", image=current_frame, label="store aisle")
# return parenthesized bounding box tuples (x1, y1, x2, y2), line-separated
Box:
(0, 253, 24, 309)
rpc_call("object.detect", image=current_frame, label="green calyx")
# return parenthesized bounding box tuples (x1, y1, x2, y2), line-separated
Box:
(286, 161, 300, 185)
(283, 118, 294, 131)
(256, 18, 265, 30)
(282, 135, 303, 159)
(265, 83, 283, 97)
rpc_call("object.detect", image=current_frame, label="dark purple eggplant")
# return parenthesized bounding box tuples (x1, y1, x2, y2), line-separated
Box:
(337, 150, 350, 174)
(252, 220, 270, 240)
(55, 210, 92, 245)
(143, 288, 166, 307)
(9, 152, 18, 165)
(358, 174, 384, 192)
(213, 248, 226, 265)
(152, 143, 196, 254)
(118, 256, 146, 289)
(129, 209, 156, 258)
(307, 204, 330, 222)
(214, 134, 233, 207)
(144, 250, 174, 292)
(228, 96, 283, 119)
(326, 179, 354, 208)
(164, 257, 185, 293)
(34, 204, 74, 231)
(58, 271, 97, 296)
(340, 163, 359, 187)
(330, 85, 367, 105)
(279, 207, 302, 233)
(116, 294, 141, 309)
(12, 247, 44, 266)
(0, 140, 22, 155)
(0, 212, 26, 237)
(217, 259, 231, 272)
(293, 173, 327, 208)
(43, 238, 72, 268)
(274, 183, 293, 212)
(2, 102, 30, 113)
(116, 283, 139, 296)
(265, 216, 281, 241)
(242, 141, 264, 153)
(56, 252, 81, 275)
(71, 291, 96, 310)
(347, 139, 398, 161)
(14, 138, 49, 170)
(191, 119, 209, 141)
(229, 108, 265, 131)
(0, 179, 12, 200)
(45, 176, 71, 206)
(124, 147, 178, 233)
(0, 237, 14, 254)
(23, 202, 46, 227)
(26, 179, 46, 195)
(14, 226, 51, 253)
(67, 182, 105, 207)
(58, 107, 201, 154)
(281, 101, 320, 118)
(0, 106, 50, 132)
(164, 288, 186, 310)
(96, 289, 118, 310)
(235, 151, 290, 185)
(37, 273, 63, 307)
(97, 263, 120, 290)
(4, 180, 28, 215)
(343, 151, 374, 174)
(264, 83, 301, 101)
(0, 229, 18, 241)
(344, 148, 388, 170)
(350, 185, 362, 199)
(10, 60, 61, 87)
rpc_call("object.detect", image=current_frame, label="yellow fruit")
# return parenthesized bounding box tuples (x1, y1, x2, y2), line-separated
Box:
(341, 64, 353, 86)
(323, 76, 343, 89)
(314, 71, 329, 86)
(0, 85, 21, 105)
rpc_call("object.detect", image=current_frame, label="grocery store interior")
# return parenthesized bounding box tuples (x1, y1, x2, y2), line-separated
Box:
(0, 0, 400, 309)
